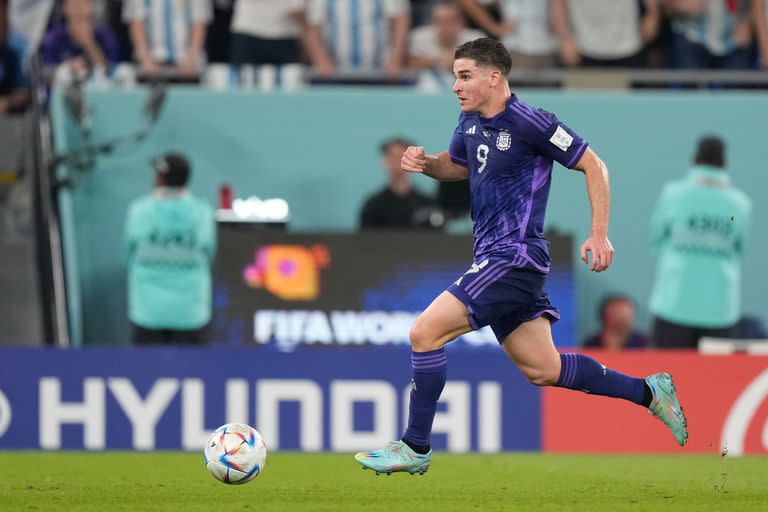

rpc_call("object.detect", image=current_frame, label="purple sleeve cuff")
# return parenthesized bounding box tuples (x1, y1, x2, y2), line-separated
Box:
(566, 141, 589, 169)
(450, 152, 468, 165)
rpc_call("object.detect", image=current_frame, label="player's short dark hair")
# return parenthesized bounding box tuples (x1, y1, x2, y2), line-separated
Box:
(693, 135, 726, 169)
(454, 37, 512, 76)
(598, 294, 635, 322)
(380, 137, 415, 155)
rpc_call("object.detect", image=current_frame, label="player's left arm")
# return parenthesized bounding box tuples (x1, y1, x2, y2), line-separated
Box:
(572, 148, 614, 272)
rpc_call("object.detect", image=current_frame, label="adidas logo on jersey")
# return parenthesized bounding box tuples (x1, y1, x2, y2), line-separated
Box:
(465, 125, 476, 135)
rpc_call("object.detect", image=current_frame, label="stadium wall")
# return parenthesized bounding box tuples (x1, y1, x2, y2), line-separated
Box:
(0, 347, 766, 455)
(49, 88, 767, 347)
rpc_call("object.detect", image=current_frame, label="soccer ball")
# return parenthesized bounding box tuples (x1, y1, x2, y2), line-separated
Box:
(204, 423, 267, 485)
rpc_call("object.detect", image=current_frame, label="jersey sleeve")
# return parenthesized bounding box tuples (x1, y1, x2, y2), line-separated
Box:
(516, 105, 588, 169)
(649, 184, 674, 250)
(124, 201, 141, 259)
(198, 202, 216, 260)
(448, 115, 468, 166)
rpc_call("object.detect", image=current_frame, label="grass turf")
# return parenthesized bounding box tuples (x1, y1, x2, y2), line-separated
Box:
(1, 453, 766, 511)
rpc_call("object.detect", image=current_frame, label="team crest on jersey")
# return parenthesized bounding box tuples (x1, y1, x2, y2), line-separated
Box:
(496, 131, 511, 151)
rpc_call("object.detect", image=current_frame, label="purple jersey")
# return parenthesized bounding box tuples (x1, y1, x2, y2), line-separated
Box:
(41, 23, 121, 68)
(448, 94, 588, 271)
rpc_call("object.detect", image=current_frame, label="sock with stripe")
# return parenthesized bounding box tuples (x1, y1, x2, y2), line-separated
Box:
(556, 353, 652, 407)
(402, 348, 447, 454)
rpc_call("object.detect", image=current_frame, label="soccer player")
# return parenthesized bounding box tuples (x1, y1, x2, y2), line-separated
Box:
(354, 38, 687, 476)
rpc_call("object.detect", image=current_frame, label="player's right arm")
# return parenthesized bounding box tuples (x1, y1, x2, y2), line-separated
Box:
(401, 117, 470, 181)
(401, 147, 469, 182)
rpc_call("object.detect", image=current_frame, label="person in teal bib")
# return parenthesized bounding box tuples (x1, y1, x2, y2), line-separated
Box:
(125, 152, 216, 345)
(649, 136, 752, 348)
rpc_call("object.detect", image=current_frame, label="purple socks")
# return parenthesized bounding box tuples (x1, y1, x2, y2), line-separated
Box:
(556, 353, 647, 406)
(402, 348, 447, 448)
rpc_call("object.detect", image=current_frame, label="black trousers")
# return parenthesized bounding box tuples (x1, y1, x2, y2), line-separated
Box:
(651, 316, 735, 349)
(132, 323, 208, 346)
(230, 33, 300, 66)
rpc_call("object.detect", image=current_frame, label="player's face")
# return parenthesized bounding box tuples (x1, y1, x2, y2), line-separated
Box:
(452, 58, 492, 114)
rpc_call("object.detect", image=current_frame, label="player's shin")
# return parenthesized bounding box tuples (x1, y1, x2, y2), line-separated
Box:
(401, 348, 447, 453)
(555, 353, 652, 407)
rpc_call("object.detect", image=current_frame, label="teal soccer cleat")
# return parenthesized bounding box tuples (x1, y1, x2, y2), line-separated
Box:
(354, 441, 432, 476)
(646, 372, 688, 447)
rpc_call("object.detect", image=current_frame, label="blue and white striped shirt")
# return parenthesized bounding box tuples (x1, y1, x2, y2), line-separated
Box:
(307, 0, 409, 71)
(123, 0, 212, 63)
(670, 0, 749, 56)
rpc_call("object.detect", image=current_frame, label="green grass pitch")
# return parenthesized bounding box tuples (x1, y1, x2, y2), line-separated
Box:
(1, 453, 766, 511)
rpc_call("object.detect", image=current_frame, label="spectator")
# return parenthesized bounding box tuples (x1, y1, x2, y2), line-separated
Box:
(664, 0, 752, 69)
(582, 295, 649, 350)
(459, 0, 557, 69)
(649, 136, 752, 348)
(551, 0, 660, 67)
(305, 0, 410, 77)
(411, 0, 440, 27)
(206, 0, 234, 63)
(360, 137, 438, 229)
(123, 0, 212, 78)
(408, 2, 485, 71)
(0, 0, 27, 115)
(230, 0, 307, 67)
(436, 180, 471, 220)
(457, 0, 502, 33)
(42, 0, 121, 74)
(752, 0, 768, 69)
(51, 0, 112, 26)
(125, 153, 216, 345)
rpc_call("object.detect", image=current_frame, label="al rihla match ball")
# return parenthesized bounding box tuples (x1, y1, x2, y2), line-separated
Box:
(204, 423, 267, 485)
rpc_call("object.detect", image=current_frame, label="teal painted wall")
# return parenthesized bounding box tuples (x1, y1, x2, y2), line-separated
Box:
(51, 87, 767, 346)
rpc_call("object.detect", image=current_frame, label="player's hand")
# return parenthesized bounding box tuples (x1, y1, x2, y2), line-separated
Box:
(559, 39, 581, 67)
(580, 234, 614, 272)
(384, 57, 402, 78)
(314, 58, 336, 78)
(139, 56, 162, 76)
(732, 19, 751, 47)
(401, 146, 427, 173)
(177, 55, 199, 78)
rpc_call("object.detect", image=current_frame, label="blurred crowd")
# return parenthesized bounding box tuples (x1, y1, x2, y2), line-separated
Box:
(1, 1, 768, 103)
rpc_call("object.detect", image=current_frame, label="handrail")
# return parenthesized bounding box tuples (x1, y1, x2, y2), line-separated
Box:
(29, 57, 70, 348)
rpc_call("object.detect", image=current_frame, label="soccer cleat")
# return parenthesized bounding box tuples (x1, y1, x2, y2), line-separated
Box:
(354, 441, 432, 476)
(646, 372, 688, 447)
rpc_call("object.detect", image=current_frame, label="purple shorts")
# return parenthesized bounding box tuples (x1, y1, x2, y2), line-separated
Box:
(447, 257, 560, 343)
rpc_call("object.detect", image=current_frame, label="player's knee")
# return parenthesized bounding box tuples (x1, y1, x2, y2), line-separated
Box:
(409, 321, 439, 352)
(522, 367, 559, 387)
